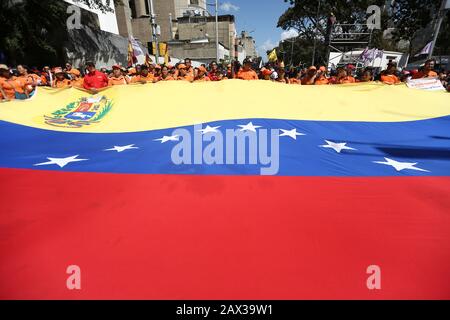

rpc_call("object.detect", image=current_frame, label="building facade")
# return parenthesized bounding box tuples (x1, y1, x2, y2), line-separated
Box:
(238, 31, 258, 59)
(115, 0, 252, 63)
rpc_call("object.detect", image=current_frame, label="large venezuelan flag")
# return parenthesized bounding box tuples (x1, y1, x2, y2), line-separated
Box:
(0, 81, 449, 299)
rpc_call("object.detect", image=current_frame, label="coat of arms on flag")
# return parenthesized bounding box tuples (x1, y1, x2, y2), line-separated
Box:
(43, 95, 113, 128)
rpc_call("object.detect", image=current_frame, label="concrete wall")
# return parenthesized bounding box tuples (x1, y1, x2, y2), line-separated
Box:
(168, 42, 228, 64)
(239, 32, 258, 59)
(154, 0, 177, 42)
(116, 1, 134, 38)
(176, 15, 236, 55)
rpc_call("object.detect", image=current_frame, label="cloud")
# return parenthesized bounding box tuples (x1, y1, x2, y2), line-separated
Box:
(280, 29, 299, 41)
(219, 2, 240, 12)
(258, 39, 277, 55)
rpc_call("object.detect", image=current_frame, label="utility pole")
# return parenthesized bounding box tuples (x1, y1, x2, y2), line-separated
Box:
(428, 0, 448, 59)
(169, 13, 173, 41)
(147, 0, 159, 62)
(311, 0, 321, 66)
(215, 0, 220, 62)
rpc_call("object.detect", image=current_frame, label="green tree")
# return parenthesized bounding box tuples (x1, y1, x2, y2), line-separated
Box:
(390, 0, 442, 54)
(0, 0, 120, 67)
(276, 0, 446, 64)
(277, 0, 385, 65)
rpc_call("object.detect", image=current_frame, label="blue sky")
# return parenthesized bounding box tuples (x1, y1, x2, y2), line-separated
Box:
(217, 0, 297, 56)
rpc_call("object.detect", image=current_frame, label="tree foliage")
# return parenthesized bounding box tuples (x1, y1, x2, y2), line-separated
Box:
(0, 0, 121, 66)
(276, 0, 448, 63)
(390, 0, 442, 44)
(278, 0, 385, 40)
(0, 0, 68, 66)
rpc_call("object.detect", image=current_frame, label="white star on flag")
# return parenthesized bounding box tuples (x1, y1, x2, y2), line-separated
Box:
(279, 128, 306, 140)
(154, 135, 180, 143)
(34, 155, 88, 168)
(238, 122, 262, 132)
(373, 157, 429, 172)
(104, 144, 139, 153)
(198, 125, 221, 134)
(320, 140, 356, 153)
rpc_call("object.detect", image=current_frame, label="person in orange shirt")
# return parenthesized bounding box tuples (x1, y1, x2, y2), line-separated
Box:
(314, 66, 329, 85)
(194, 66, 210, 82)
(154, 64, 163, 78)
(108, 65, 130, 86)
(358, 68, 374, 82)
(40, 66, 52, 86)
(412, 59, 438, 79)
(131, 65, 155, 84)
(0, 64, 12, 101)
(260, 67, 273, 80)
(336, 68, 356, 84)
(17, 65, 39, 94)
(0, 65, 27, 100)
(380, 62, 401, 85)
(154, 66, 175, 82)
(65, 63, 81, 81)
(184, 58, 195, 78)
(275, 67, 289, 83)
(52, 68, 72, 88)
(301, 66, 318, 85)
(237, 58, 258, 80)
(177, 64, 194, 82)
(172, 58, 194, 79)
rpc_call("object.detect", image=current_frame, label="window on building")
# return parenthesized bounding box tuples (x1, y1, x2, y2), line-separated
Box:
(144, 0, 150, 15)
(129, 0, 137, 19)
(190, 0, 200, 5)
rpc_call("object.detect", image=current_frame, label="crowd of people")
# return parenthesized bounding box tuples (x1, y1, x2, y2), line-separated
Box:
(0, 58, 449, 101)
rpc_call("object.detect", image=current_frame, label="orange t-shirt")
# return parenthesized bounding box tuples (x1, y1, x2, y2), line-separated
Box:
(177, 75, 194, 82)
(338, 76, 356, 84)
(19, 73, 41, 86)
(412, 70, 438, 79)
(381, 74, 401, 84)
(237, 69, 258, 80)
(158, 75, 175, 81)
(195, 76, 210, 82)
(0, 76, 25, 99)
(71, 77, 84, 88)
(315, 76, 329, 85)
(53, 79, 72, 88)
(108, 76, 129, 86)
(67, 68, 81, 79)
(301, 76, 315, 85)
(131, 74, 155, 83)
(40, 74, 49, 86)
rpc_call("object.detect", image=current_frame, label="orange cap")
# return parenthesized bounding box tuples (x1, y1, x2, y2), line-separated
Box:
(198, 66, 207, 73)
(178, 64, 186, 69)
(112, 64, 122, 70)
(319, 66, 326, 72)
(308, 66, 317, 71)
(53, 67, 64, 74)
(262, 69, 273, 76)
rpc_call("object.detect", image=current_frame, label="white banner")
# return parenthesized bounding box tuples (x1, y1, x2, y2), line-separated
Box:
(406, 78, 445, 91)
